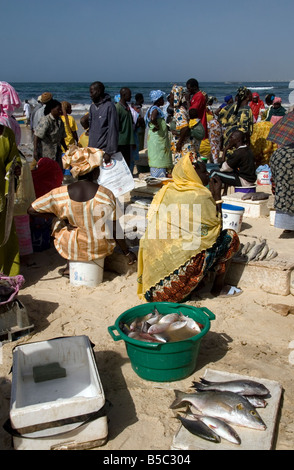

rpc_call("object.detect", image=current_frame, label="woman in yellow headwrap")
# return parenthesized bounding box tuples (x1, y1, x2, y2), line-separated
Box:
(137, 153, 240, 302)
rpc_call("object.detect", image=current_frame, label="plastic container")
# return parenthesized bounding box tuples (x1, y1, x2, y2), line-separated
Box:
(108, 302, 215, 382)
(257, 171, 271, 185)
(69, 258, 104, 287)
(234, 186, 256, 194)
(8, 335, 108, 450)
(222, 203, 245, 233)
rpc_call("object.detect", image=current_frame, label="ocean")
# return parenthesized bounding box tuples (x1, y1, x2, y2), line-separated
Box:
(11, 81, 293, 117)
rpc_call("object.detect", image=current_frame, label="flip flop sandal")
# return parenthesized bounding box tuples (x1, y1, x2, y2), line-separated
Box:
(218, 286, 243, 298)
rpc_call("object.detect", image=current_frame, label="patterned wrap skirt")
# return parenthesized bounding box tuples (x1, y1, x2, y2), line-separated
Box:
(144, 229, 239, 303)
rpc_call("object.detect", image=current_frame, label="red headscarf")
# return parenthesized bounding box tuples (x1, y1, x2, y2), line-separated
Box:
(250, 93, 265, 121)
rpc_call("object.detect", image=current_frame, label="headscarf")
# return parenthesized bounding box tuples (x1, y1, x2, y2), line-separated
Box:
(114, 94, 120, 103)
(171, 85, 186, 108)
(273, 97, 282, 104)
(149, 90, 165, 104)
(40, 92, 53, 104)
(137, 152, 221, 299)
(237, 86, 249, 102)
(62, 145, 104, 178)
(225, 95, 233, 103)
(0, 81, 21, 145)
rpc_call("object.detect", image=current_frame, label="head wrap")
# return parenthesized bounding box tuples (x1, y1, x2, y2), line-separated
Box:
(224, 95, 233, 103)
(62, 146, 104, 178)
(252, 92, 259, 99)
(149, 90, 165, 104)
(273, 97, 282, 104)
(236, 86, 249, 101)
(171, 85, 186, 108)
(0, 81, 21, 145)
(40, 92, 53, 104)
(114, 93, 120, 103)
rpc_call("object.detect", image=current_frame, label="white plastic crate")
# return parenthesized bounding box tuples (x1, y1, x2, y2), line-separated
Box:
(8, 335, 108, 450)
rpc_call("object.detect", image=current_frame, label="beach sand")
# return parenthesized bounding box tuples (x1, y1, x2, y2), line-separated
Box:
(0, 126, 294, 451)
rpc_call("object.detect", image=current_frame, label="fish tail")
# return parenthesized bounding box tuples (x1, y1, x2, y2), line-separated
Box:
(191, 381, 208, 391)
(199, 378, 211, 385)
(170, 390, 187, 409)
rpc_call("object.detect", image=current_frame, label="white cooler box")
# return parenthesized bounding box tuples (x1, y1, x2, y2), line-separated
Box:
(7, 335, 108, 450)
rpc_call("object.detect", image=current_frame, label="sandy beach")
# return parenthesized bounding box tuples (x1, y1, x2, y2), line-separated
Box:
(0, 125, 294, 451)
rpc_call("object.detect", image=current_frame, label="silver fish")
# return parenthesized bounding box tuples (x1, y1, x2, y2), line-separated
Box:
(148, 322, 172, 335)
(170, 390, 267, 430)
(148, 313, 181, 334)
(242, 193, 253, 200)
(187, 412, 241, 445)
(266, 249, 278, 261)
(167, 320, 188, 331)
(256, 244, 269, 261)
(240, 242, 251, 255)
(179, 314, 202, 332)
(247, 240, 266, 262)
(158, 313, 180, 324)
(242, 395, 268, 408)
(192, 378, 269, 396)
(175, 414, 221, 443)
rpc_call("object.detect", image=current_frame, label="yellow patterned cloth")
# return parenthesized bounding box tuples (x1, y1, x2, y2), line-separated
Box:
(219, 103, 254, 147)
(137, 153, 221, 299)
(250, 121, 277, 166)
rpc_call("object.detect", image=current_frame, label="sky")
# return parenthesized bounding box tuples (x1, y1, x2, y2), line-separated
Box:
(2, 0, 294, 83)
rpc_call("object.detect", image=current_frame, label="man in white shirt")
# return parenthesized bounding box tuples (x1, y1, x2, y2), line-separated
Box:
(23, 100, 31, 126)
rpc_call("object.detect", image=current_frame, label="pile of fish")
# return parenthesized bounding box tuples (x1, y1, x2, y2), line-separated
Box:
(119, 308, 203, 343)
(170, 377, 270, 445)
(234, 239, 278, 263)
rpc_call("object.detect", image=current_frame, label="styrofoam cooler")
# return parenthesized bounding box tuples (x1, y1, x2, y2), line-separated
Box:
(69, 258, 104, 287)
(8, 335, 108, 450)
(222, 203, 245, 233)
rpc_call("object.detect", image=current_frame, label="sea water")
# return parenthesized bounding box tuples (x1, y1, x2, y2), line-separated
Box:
(11, 81, 293, 117)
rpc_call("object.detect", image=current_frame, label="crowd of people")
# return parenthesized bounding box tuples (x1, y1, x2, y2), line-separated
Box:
(0, 79, 293, 303)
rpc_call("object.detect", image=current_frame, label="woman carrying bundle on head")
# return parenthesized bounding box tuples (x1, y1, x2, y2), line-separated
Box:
(28, 146, 136, 277)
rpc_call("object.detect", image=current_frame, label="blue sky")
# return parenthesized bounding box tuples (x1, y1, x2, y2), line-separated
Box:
(3, 0, 294, 82)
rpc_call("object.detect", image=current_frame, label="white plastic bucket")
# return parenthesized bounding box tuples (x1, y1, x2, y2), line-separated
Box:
(222, 203, 245, 233)
(257, 171, 270, 185)
(69, 258, 104, 287)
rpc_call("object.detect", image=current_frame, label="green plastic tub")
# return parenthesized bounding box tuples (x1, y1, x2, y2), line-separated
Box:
(108, 302, 215, 382)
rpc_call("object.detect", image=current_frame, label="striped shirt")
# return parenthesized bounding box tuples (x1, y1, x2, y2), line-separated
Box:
(32, 185, 117, 261)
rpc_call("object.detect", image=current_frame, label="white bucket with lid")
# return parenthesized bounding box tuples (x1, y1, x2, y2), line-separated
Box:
(222, 203, 245, 233)
(257, 171, 271, 185)
(69, 258, 104, 287)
